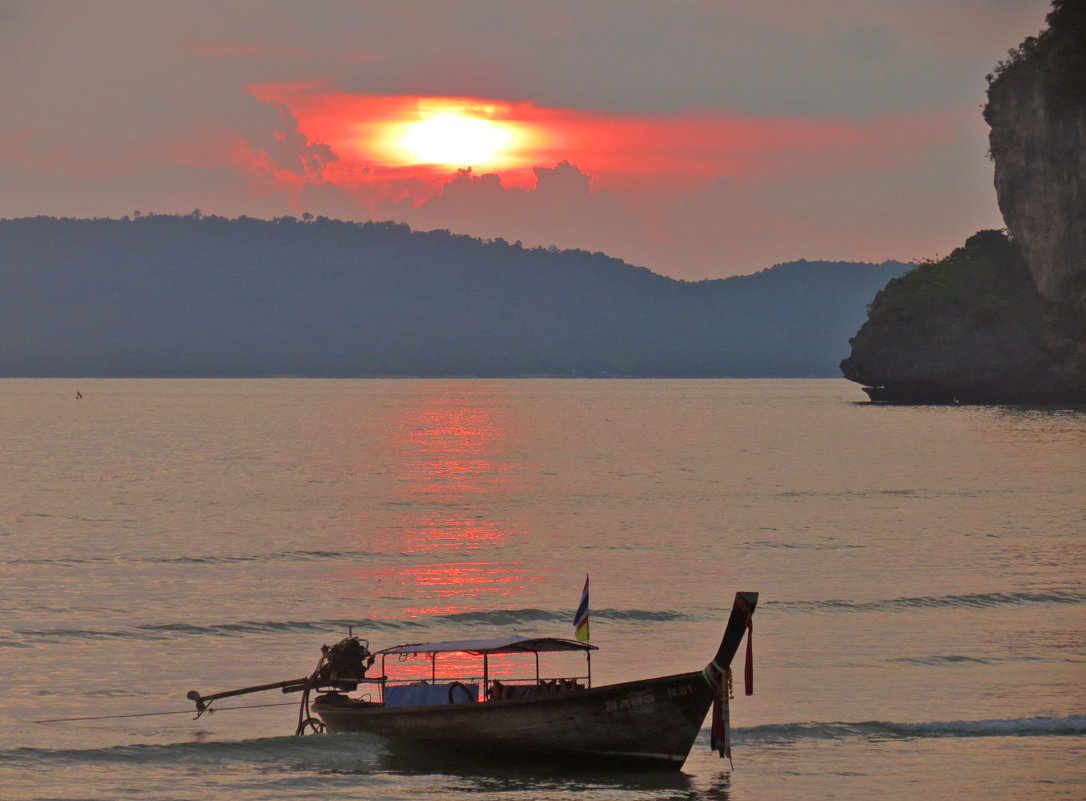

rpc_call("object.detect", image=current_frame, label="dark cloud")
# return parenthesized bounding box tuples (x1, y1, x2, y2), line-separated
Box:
(375, 162, 644, 261)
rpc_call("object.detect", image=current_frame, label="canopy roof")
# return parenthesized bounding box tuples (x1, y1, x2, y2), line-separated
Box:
(376, 636, 597, 657)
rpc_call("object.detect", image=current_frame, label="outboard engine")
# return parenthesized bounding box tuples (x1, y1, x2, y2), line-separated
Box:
(320, 636, 375, 683)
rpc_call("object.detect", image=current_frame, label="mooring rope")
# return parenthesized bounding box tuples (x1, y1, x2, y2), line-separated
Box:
(33, 700, 298, 724)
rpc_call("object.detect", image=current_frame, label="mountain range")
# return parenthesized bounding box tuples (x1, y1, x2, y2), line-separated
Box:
(0, 215, 908, 378)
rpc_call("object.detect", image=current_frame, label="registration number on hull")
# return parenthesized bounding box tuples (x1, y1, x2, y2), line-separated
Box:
(604, 690, 656, 713)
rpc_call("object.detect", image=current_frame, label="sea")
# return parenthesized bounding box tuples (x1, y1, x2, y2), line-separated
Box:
(1, 378, 1083, 801)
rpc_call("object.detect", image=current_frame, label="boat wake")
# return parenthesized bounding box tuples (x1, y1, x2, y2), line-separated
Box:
(731, 714, 1086, 743)
(0, 732, 386, 771)
(9, 715, 1081, 773)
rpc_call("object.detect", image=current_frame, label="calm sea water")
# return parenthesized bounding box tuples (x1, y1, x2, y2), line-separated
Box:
(1, 378, 1083, 800)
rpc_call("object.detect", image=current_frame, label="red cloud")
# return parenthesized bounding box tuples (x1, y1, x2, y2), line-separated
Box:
(176, 84, 972, 277)
(244, 83, 952, 200)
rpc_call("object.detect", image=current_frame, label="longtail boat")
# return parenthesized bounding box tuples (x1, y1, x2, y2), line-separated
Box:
(187, 591, 757, 771)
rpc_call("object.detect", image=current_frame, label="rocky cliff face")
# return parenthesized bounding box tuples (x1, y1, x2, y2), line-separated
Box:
(840, 2, 1086, 404)
(983, 0, 1086, 309)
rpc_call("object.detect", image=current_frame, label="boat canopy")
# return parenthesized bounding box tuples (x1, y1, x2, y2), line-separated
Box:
(377, 636, 597, 657)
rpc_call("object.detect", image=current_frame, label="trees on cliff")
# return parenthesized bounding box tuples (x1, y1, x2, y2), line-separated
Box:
(989, 0, 1086, 105)
(840, 231, 1085, 403)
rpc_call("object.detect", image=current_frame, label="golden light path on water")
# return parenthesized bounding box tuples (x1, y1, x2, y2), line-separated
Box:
(350, 382, 533, 618)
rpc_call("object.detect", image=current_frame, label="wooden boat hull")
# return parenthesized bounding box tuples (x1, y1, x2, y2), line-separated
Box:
(313, 670, 716, 770)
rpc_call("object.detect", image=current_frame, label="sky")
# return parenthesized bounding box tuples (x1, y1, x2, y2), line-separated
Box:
(0, 0, 1054, 281)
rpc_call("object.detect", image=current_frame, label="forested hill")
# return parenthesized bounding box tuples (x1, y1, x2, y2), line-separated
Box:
(0, 215, 909, 377)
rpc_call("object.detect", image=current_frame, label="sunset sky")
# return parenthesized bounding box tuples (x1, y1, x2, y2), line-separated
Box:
(0, 0, 1052, 280)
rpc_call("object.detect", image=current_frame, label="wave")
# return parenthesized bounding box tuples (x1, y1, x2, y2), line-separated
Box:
(0, 732, 384, 770)
(12, 618, 415, 645)
(444, 607, 683, 625)
(778, 589, 1086, 614)
(432, 608, 563, 626)
(889, 653, 1049, 667)
(733, 714, 1086, 744)
(3, 549, 382, 567)
(595, 608, 686, 622)
(743, 540, 865, 551)
(6, 716, 1081, 771)
(12, 608, 688, 646)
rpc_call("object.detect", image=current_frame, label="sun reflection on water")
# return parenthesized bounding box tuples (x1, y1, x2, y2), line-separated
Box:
(395, 400, 514, 498)
(350, 383, 535, 617)
(361, 560, 534, 608)
(374, 517, 510, 554)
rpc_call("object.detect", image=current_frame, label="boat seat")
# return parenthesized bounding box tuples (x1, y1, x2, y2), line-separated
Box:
(384, 682, 479, 707)
(505, 684, 543, 699)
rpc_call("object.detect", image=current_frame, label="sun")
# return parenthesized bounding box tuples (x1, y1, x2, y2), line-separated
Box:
(330, 96, 549, 175)
(398, 112, 515, 167)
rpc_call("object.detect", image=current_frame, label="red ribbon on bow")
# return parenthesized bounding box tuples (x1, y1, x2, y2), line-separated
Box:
(744, 616, 754, 696)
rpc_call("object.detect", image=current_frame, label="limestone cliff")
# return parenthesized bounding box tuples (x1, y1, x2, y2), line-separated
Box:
(983, 0, 1086, 309)
(840, 2, 1086, 404)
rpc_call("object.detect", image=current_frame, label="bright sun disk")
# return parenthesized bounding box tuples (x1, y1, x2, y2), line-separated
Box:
(398, 113, 514, 167)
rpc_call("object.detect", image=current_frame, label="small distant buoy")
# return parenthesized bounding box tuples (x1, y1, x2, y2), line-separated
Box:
(75, 391, 83, 399)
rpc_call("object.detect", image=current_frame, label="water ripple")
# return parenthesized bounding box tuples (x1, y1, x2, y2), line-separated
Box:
(0, 732, 384, 769)
(735, 714, 1086, 743)
(10, 608, 688, 645)
(779, 590, 1086, 613)
(3, 550, 382, 567)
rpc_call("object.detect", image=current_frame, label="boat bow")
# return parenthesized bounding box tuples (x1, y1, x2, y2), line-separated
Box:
(703, 591, 758, 759)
